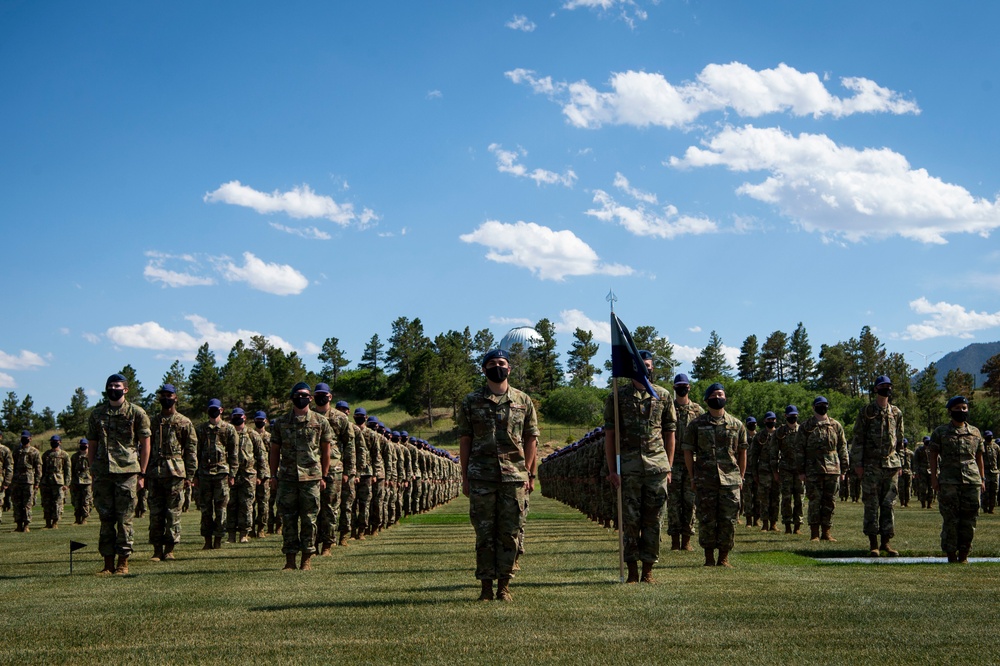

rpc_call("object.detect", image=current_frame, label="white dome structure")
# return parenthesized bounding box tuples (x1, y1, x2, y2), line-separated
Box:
(499, 326, 543, 352)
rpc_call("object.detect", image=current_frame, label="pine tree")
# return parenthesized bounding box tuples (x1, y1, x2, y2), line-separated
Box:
(318, 337, 350, 388)
(57, 387, 91, 437)
(567, 328, 600, 387)
(189, 343, 222, 415)
(981, 353, 1000, 402)
(737, 334, 760, 382)
(787, 322, 815, 384)
(2, 391, 21, 433)
(817, 343, 852, 395)
(759, 330, 789, 382)
(631, 325, 677, 386)
(527, 318, 562, 395)
(691, 330, 733, 381)
(913, 363, 941, 433)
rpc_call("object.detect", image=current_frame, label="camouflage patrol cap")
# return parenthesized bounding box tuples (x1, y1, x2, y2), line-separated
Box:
(946, 395, 968, 409)
(481, 348, 509, 366)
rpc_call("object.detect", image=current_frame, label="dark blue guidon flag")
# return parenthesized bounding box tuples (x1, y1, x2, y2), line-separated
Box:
(610, 313, 657, 396)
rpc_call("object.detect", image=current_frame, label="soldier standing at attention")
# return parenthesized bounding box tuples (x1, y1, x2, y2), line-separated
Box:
(684, 383, 747, 567)
(226, 408, 267, 543)
(147, 384, 197, 561)
(270, 382, 334, 570)
(775, 405, 803, 535)
(851, 375, 904, 557)
(12, 431, 41, 532)
(913, 436, 932, 508)
(352, 407, 376, 539)
(981, 431, 998, 514)
(252, 411, 272, 537)
(898, 439, 914, 507)
(312, 384, 349, 554)
(337, 401, 369, 541)
(459, 349, 539, 601)
(195, 398, 237, 550)
(666, 373, 700, 552)
(928, 396, 985, 563)
(604, 351, 676, 582)
(70, 439, 92, 524)
(0, 435, 12, 525)
(40, 435, 70, 528)
(751, 413, 779, 532)
(795, 397, 849, 542)
(87, 374, 151, 575)
(742, 417, 758, 527)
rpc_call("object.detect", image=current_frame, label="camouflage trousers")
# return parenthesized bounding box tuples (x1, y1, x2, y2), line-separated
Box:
(370, 479, 385, 531)
(278, 479, 321, 555)
(469, 480, 526, 580)
(136, 484, 147, 517)
(71, 483, 92, 521)
(861, 467, 898, 538)
(805, 474, 840, 528)
(849, 474, 861, 501)
(226, 475, 256, 534)
(695, 483, 740, 550)
(938, 483, 980, 554)
(779, 470, 804, 526)
(402, 481, 412, 516)
(254, 480, 269, 534)
(619, 473, 668, 563)
(316, 475, 343, 548)
(756, 474, 779, 523)
(198, 474, 230, 539)
(93, 473, 138, 557)
(982, 474, 999, 512)
(838, 477, 850, 501)
(898, 473, 912, 506)
(11, 483, 36, 526)
(743, 474, 757, 520)
(355, 477, 372, 532)
(517, 494, 529, 557)
(268, 484, 282, 531)
(666, 466, 695, 537)
(148, 476, 185, 546)
(181, 482, 193, 512)
(40, 485, 65, 524)
(338, 476, 356, 535)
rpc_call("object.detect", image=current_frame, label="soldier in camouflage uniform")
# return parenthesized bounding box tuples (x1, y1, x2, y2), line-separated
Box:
(898, 439, 913, 507)
(252, 411, 272, 537)
(195, 398, 237, 551)
(336, 400, 367, 543)
(352, 407, 377, 539)
(458, 349, 539, 602)
(928, 396, 985, 563)
(87, 373, 151, 575)
(666, 373, 701, 552)
(269, 382, 335, 570)
(851, 375, 904, 557)
(604, 351, 677, 582)
(70, 439, 92, 524)
(794, 396, 849, 541)
(684, 383, 748, 567)
(226, 408, 267, 543)
(742, 417, 758, 526)
(0, 436, 12, 525)
(981, 431, 998, 514)
(40, 435, 71, 528)
(147, 384, 197, 561)
(775, 405, 804, 534)
(750, 413, 779, 531)
(12, 431, 41, 532)
(912, 436, 932, 508)
(312, 384, 349, 553)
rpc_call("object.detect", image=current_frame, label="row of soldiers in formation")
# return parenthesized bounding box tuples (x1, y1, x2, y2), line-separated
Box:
(0, 381, 461, 569)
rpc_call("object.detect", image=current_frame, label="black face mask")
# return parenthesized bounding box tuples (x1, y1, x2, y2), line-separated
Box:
(484, 366, 510, 383)
(876, 387, 892, 397)
(951, 410, 969, 423)
(159, 398, 176, 410)
(51, 443, 59, 449)
(314, 394, 331, 406)
(232, 417, 245, 426)
(20, 437, 30, 445)
(106, 388, 124, 402)
(674, 386, 690, 397)
(786, 415, 798, 424)
(747, 425, 756, 432)
(207, 407, 222, 419)
(814, 405, 829, 416)
(765, 422, 776, 430)
(706, 397, 727, 410)
(292, 395, 311, 409)
(354, 416, 366, 425)
(254, 420, 266, 429)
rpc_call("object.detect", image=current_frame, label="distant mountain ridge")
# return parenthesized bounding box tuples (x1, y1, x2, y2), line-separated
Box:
(920, 341, 1000, 388)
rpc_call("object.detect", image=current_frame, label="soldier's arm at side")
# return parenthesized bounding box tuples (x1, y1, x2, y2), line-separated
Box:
(459, 435, 471, 497)
(524, 435, 538, 493)
(320, 438, 331, 489)
(268, 431, 280, 493)
(603, 429, 620, 488)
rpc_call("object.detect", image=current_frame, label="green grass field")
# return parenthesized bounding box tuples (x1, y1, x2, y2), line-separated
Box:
(3, 491, 1000, 665)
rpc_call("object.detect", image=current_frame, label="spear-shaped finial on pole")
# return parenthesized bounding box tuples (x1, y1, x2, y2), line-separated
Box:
(606, 288, 617, 314)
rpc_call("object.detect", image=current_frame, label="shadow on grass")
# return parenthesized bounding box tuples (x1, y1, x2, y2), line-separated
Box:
(250, 598, 449, 612)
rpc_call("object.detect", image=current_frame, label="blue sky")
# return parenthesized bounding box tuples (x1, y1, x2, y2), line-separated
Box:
(3, 1, 1000, 413)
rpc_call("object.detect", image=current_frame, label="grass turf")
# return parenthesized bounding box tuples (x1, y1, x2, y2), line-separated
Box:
(2, 493, 1000, 665)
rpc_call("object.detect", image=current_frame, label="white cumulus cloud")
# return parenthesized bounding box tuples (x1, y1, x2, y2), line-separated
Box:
(586, 174, 718, 239)
(507, 62, 917, 129)
(901, 298, 1000, 340)
(490, 316, 536, 327)
(670, 125, 1000, 244)
(0, 349, 47, 371)
(555, 309, 612, 344)
(488, 143, 577, 187)
(0, 372, 15, 388)
(460, 220, 633, 281)
(269, 222, 332, 240)
(106, 315, 300, 355)
(205, 180, 376, 227)
(506, 14, 536, 31)
(219, 252, 309, 296)
(143, 251, 215, 288)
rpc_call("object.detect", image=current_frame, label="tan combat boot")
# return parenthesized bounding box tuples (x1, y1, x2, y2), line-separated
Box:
(299, 552, 313, 570)
(626, 561, 639, 583)
(239, 531, 250, 544)
(810, 525, 820, 541)
(338, 533, 350, 547)
(282, 553, 297, 570)
(768, 522, 778, 532)
(640, 562, 655, 583)
(98, 555, 115, 576)
(957, 548, 970, 564)
(151, 545, 164, 561)
(114, 555, 129, 575)
(163, 543, 176, 560)
(880, 537, 899, 557)
(478, 579, 494, 601)
(681, 534, 694, 551)
(704, 548, 716, 566)
(760, 520, 769, 532)
(670, 534, 680, 551)
(868, 535, 880, 557)
(793, 522, 801, 535)
(320, 543, 333, 556)
(716, 550, 732, 568)
(496, 577, 513, 601)
(821, 527, 837, 542)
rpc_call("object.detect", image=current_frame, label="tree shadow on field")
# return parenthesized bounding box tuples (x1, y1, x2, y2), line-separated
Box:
(249, 598, 448, 612)
(337, 568, 456, 576)
(510, 580, 610, 589)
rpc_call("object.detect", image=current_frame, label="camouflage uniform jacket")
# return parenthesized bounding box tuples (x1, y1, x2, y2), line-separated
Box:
(672, 400, 705, 471)
(196, 420, 238, 478)
(13, 443, 42, 485)
(458, 385, 540, 483)
(41, 448, 71, 486)
(0, 443, 13, 488)
(352, 423, 371, 476)
(773, 422, 801, 472)
(381, 435, 395, 481)
(86, 400, 152, 476)
(316, 408, 349, 475)
(233, 428, 267, 479)
(362, 428, 383, 478)
(794, 416, 848, 476)
(749, 429, 776, 476)
(602, 385, 677, 476)
(683, 411, 748, 488)
(851, 402, 903, 470)
(984, 440, 1000, 474)
(148, 411, 198, 480)
(912, 444, 930, 477)
(899, 448, 914, 476)
(928, 422, 984, 486)
(407, 443, 422, 480)
(71, 450, 91, 485)
(271, 409, 335, 483)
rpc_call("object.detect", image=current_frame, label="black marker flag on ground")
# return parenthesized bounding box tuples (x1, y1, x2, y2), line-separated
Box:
(610, 312, 657, 396)
(70, 540, 87, 574)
